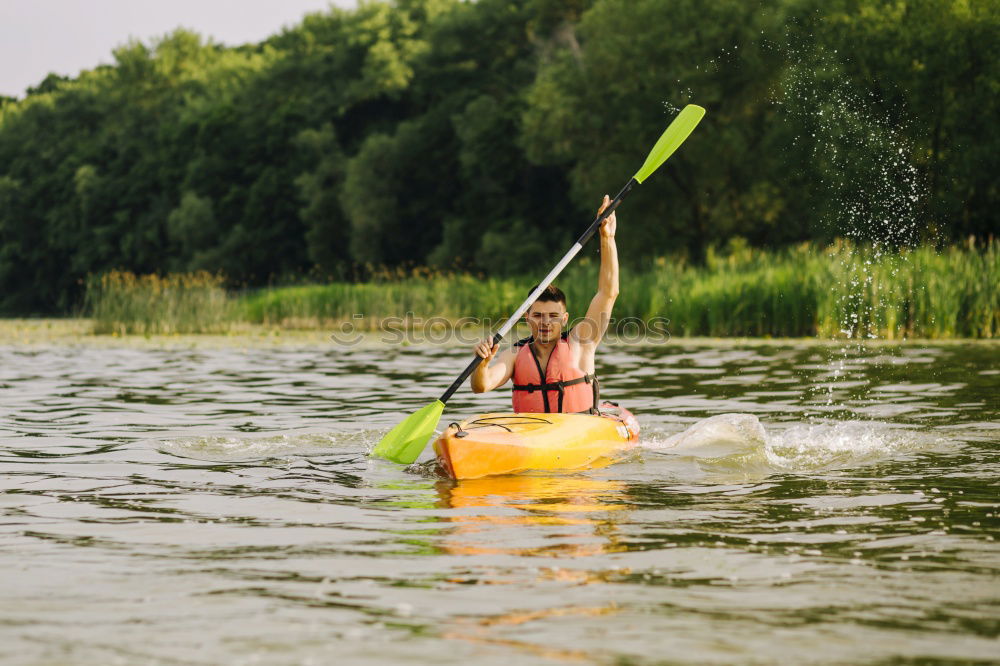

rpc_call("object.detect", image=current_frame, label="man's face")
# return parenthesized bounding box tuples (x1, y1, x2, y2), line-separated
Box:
(526, 300, 568, 343)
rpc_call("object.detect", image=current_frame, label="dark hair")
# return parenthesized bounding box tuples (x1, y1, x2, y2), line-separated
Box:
(528, 284, 567, 306)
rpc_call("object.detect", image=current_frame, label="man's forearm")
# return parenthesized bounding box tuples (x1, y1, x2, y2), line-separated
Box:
(599, 236, 619, 298)
(470, 359, 489, 393)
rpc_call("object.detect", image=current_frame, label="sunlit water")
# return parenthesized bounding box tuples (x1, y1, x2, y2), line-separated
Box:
(2, 340, 998, 665)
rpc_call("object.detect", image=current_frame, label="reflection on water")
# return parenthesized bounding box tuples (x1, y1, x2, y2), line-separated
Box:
(436, 475, 628, 558)
(1, 340, 998, 664)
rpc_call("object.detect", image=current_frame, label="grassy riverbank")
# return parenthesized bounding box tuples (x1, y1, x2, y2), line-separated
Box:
(83, 241, 999, 339)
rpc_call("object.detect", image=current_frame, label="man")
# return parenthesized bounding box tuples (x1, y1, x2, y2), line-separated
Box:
(470, 195, 619, 413)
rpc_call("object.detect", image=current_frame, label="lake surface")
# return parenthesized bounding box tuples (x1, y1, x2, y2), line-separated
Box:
(2, 338, 998, 665)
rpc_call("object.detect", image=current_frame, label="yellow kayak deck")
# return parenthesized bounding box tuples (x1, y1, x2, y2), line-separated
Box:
(434, 405, 640, 479)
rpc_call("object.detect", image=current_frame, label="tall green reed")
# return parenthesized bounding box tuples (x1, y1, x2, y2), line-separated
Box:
(85, 241, 999, 339)
(86, 270, 232, 335)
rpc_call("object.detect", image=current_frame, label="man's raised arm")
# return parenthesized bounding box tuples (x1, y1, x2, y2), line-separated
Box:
(574, 195, 619, 346)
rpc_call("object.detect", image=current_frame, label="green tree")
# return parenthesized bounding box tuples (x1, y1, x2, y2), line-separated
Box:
(787, 0, 1000, 240)
(475, 219, 558, 275)
(166, 191, 218, 270)
(295, 124, 350, 278)
(0, 0, 996, 315)
(340, 110, 459, 265)
(523, 0, 791, 258)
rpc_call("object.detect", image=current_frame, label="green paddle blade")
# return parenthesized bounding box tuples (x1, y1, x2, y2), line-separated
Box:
(371, 400, 445, 464)
(632, 104, 706, 184)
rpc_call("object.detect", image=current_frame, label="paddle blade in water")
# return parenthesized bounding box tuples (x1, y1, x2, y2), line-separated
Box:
(371, 400, 445, 464)
(632, 104, 706, 184)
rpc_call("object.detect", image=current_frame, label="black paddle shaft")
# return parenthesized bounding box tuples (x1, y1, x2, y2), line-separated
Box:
(438, 178, 637, 404)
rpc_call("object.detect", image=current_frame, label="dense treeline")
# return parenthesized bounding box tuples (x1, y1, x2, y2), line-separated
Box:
(0, 0, 996, 314)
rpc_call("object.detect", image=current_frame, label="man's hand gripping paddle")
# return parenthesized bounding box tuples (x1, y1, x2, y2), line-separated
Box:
(372, 104, 706, 464)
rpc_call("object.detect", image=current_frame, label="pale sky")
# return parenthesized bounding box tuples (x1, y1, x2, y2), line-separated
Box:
(0, 0, 358, 98)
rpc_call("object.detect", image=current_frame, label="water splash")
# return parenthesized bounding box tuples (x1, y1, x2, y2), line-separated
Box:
(643, 414, 767, 458)
(765, 420, 947, 471)
(641, 414, 947, 475)
(777, 35, 926, 230)
(158, 431, 378, 461)
(769, 37, 931, 413)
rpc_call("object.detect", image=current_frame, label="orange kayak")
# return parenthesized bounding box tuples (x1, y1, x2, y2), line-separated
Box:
(434, 403, 640, 479)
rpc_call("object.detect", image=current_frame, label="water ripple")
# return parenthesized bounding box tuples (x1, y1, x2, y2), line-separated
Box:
(1, 341, 998, 664)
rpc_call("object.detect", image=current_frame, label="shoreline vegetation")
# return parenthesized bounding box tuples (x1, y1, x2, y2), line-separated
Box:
(72, 241, 1000, 341)
(2, 1, 995, 321)
(4, 319, 999, 350)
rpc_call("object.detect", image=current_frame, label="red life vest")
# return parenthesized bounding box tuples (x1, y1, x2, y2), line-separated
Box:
(511, 334, 599, 413)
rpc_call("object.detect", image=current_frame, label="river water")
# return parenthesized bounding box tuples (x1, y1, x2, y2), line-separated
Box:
(2, 338, 998, 665)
